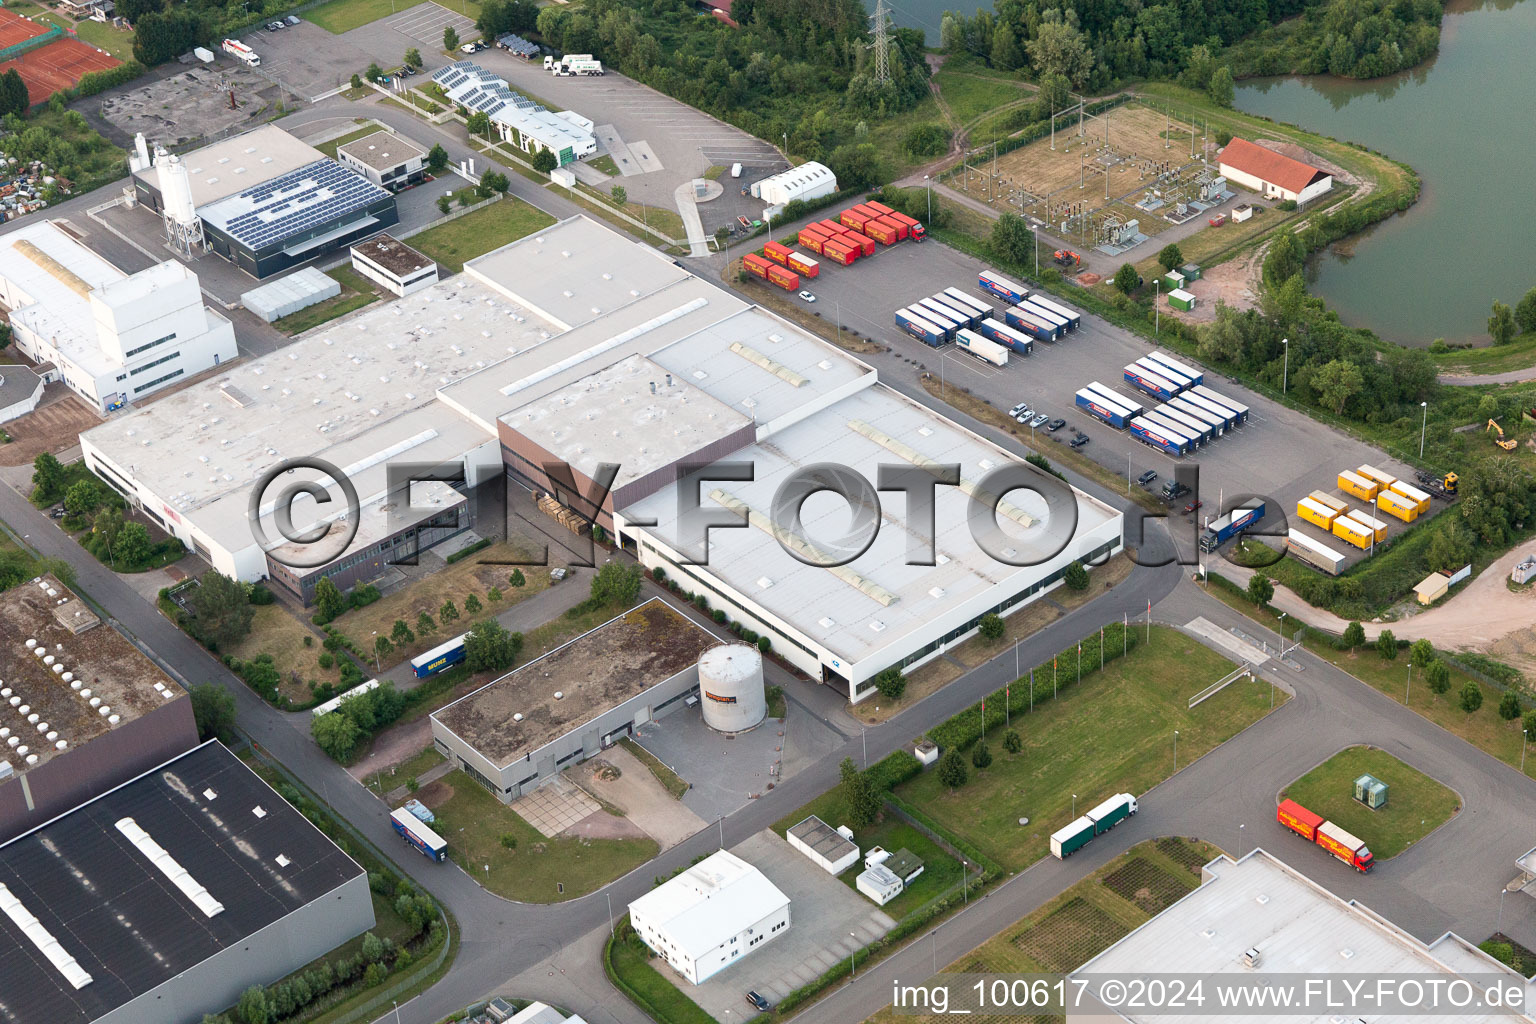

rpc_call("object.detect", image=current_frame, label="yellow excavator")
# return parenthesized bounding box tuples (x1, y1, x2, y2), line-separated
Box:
(1487, 419, 1518, 451)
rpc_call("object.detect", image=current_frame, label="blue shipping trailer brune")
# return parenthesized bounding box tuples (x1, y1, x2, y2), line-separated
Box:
(1140, 409, 1201, 450)
(1124, 363, 1181, 401)
(1087, 794, 1138, 835)
(412, 632, 468, 678)
(895, 307, 945, 346)
(1050, 815, 1098, 858)
(943, 286, 993, 319)
(1025, 293, 1081, 331)
(925, 295, 979, 327)
(913, 300, 961, 339)
(1166, 396, 1225, 436)
(1191, 384, 1249, 425)
(978, 269, 1028, 304)
(1130, 417, 1191, 456)
(1200, 501, 1267, 552)
(1084, 382, 1143, 420)
(1179, 390, 1238, 430)
(918, 297, 974, 330)
(1005, 305, 1060, 341)
(1152, 403, 1214, 444)
(1145, 350, 1203, 386)
(1135, 357, 1191, 393)
(974, 317, 1034, 355)
(1021, 298, 1069, 335)
(1076, 388, 1132, 428)
(391, 807, 448, 862)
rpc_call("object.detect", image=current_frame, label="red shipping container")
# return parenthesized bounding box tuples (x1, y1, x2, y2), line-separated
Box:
(864, 220, 897, 246)
(839, 208, 871, 232)
(820, 239, 856, 266)
(840, 231, 876, 257)
(797, 230, 828, 255)
(864, 200, 895, 217)
(763, 240, 792, 266)
(1276, 799, 1322, 841)
(873, 215, 908, 241)
(786, 252, 819, 278)
(818, 218, 849, 237)
(743, 253, 771, 279)
(766, 265, 799, 291)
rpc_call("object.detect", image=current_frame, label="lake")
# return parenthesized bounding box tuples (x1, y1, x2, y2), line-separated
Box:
(1233, 0, 1536, 346)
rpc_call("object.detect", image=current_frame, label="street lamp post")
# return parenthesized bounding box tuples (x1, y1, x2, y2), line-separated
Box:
(962, 861, 969, 905)
(1419, 400, 1429, 458)
(371, 631, 380, 671)
(1406, 662, 1413, 703)
(1499, 887, 1508, 935)
(1281, 338, 1289, 395)
(924, 175, 932, 222)
(1155, 279, 1160, 335)
(849, 933, 858, 979)
(1173, 730, 1179, 770)
(1236, 823, 1245, 858)
(1524, 728, 1531, 773)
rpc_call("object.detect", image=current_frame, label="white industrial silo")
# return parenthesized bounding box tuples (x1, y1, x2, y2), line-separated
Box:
(154, 146, 206, 258)
(698, 643, 766, 734)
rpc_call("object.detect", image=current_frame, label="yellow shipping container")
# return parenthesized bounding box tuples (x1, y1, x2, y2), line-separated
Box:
(1337, 470, 1379, 501)
(1346, 510, 1389, 542)
(1375, 490, 1418, 523)
(1388, 480, 1431, 515)
(1308, 490, 1348, 515)
(1332, 515, 1372, 550)
(1297, 498, 1340, 531)
(1357, 464, 1397, 491)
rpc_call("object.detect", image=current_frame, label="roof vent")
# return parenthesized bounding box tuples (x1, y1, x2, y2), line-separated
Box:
(1340, 948, 1354, 960)
(253, 806, 267, 818)
(513, 712, 523, 722)
(1255, 893, 1269, 905)
(1241, 947, 1261, 969)
(756, 576, 773, 589)
(553, 691, 564, 700)
(275, 854, 290, 867)
(869, 620, 887, 633)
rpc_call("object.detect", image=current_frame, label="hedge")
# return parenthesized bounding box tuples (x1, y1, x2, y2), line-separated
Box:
(927, 621, 1138, 752)
(864, 749, 922, 792)
(445, 538, 492, 564)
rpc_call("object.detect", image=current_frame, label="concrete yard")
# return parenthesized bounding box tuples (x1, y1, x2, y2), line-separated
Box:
(775, 230, 1439, 571)
(671, 829, 895, 1020)
(237, 20, 380, 101)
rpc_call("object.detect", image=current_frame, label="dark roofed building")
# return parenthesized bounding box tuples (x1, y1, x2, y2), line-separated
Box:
(0, 741, 373, 1024)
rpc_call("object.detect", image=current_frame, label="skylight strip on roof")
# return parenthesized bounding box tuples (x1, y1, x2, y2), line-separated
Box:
(115, 817, 225, 918)
(0, 883, 94, 989)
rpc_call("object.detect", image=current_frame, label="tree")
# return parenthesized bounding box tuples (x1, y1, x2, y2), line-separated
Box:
(312, 711, 363, 761)
(1409, 638, 1435, 668)
(0, 68, 27, 117)
(112, 522, 150, 567)
(901, 123, 949, 158)
(1427, 520, 1473, 573)
(1247, 574, 1274, 606)
(480, 171, 508, 194)
(1313, 359, 1364, 415)
(416, 610, 437, 636)
(465, 110, 491, 136)
(374, 635, 393, 660)
(590, 561, 642, 607)
(1208, 66, 1235, 107)
(238, 986, 270, 1024)
(1113, 263, 1140, 294)
(937, 748, 968, 790)
(1426, 660, 1450, 694)
(1525, 710, 1536, 743)
(1459, 681, 1483, 713)
(464, 618, 523, 672)
(1489, 300, 1517, 345)
(828, 142, 884, 191)
(443, 25, 459, 50)
(990, 22, 1022, 69)
(63, 479, 99, 517)
(404, 47, 422, 68)
(840, 757, 880, 827)
(1064, 561, 1089, 591)
(190, 683, 237, 743)
(991, 212, 1034, 266)
(610, 185, 627, 205)
(1515, 287, 1536, 334)
(531, 148, 558, 173)
(439, 598, 460, 623)
(1003, 729, 1022, 754)
(365, 62, 384, 83)
(436, 195, 451, 215)
(115, 0, 162, 21)
(32, 452, 65, 503)
(873, 666, 905, 700)
(487, 586, 503, 602)
(1499, 691, 1521, 721)
(1025, 12, 1094, 87)
(1343, 621, 1365, 649)
(427, 143, 449, 173)
(1376, 629, 1397, 660)
(188, 570, 254, 649)
(131, 9, 203, 66)
(391, 619, 415, 646)
(361, 932, 385, 963)
(314, 577, 346, 622)
(1157, 244, 1184, 272)
(971, 740, 992, 769)
(977, 613, 1005, 642)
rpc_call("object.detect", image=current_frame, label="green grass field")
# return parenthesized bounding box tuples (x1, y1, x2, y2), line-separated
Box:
(932, 60, 1032, 125)
(272, 266, 382, 335)
(1433, 332, 1536, 376)
(364, 743, 445, 794)
(607, 932, 716, 1024)
(896, 626, 1280, 870)
(69, 17, 134, 61)
(315, 124, 379, 160)
(423, 770, 658, 902)
(1282, 746, 1459, 859)
(408, 196, 555, 272)
(306, 0, 483, 34)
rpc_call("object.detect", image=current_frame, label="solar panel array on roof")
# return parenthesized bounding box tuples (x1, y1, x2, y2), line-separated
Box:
(201, 159, 389, 251)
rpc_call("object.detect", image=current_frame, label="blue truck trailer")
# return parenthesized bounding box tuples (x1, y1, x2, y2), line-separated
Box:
(1076, 388, 1133, 428)
(1200, 501, 1267, 552)
(1129, 416, 1192, 456)
(1004, 305, 1060, 341)
(1145, 350, 1203, 386)
(978, 269, 1028, 304)
(894, 307, 946, 346)
(1124, 363, 1181, 401)
(943, 286, 993, 319)
(1025, 293, 1081, 331)
(1191, 384, 1249, 425)
(1021, 298, 1070, 336)
(973, 316, 1034, 355)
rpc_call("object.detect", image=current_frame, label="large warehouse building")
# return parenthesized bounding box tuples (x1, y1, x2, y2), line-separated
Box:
(0, 741, 374, 1024)
(0, 574, 199, 843)
(1218, 137, 1333, 205)
(131, 125, 398, 278)
(0, 220, 237, 412)
(431, 598, 718, 800)
(81, 216, 1122, 702)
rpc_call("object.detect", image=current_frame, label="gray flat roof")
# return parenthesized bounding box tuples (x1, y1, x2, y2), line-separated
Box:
(433, 598, 717, 766)
(337, 129, 427, 171)
(351, 233, 434, 278)
(0, 363, 41, 409)
(788, 815, 856, 863)
(133, 124, 325, 210)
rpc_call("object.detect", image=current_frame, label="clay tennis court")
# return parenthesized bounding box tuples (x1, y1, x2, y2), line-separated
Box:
(0, 10, 119, 105)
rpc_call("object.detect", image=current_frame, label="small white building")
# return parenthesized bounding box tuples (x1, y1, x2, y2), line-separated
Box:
(785, 815, 859, 875)
(336, 129, 429, 192)
(856, 863, 903, 905)
(350, 234, 438, 297)
(628, 850, 791, 985)
(0, 220, 237, 412)
(1218, 138, 1333, 205)
(750, 162, 837, 207)
(0, 364, 44, 423)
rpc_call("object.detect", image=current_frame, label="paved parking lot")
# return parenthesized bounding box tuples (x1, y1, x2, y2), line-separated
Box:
(237, 21, 377, 100)
(675, 830, 895, 1021)
(380, 2, 475, 47)
(775, 230, 1437, 567)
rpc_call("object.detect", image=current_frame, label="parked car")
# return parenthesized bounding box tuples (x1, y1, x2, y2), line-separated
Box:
(1013, 406, 1033, 423)
(48, 506, 66, 519)
(460, 41, 477, 53)
(1183, 499, 1204, 514)
(285, 13, 300, 24)
(746, 992, 771, 1012)
(1029, 412, 1049, 428)
(1045, 418, 1066, 432)
(1137, 470, 1158, 487)
(1009, 402, 1029, 419)
(266, 20, 285, 30)
(1069, 434, 1090, 448)
(797, 290, 816, 303)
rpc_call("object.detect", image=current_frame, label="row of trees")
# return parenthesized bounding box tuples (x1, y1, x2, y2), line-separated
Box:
(1227, 0, 1442, 79)
(1487, 286, 1536, 346)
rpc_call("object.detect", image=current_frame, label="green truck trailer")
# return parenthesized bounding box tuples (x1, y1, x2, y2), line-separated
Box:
(1050, 793, 1138, 859)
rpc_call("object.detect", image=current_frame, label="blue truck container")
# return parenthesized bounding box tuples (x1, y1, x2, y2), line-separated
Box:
(1124, 363, 1181, 401)
(894, 307, 945, 347)
(1179, 390, 1238, 431)
(1025, 293, 1081, 331)
(918, 296, 975, 330)
(1129, 416, 1191, 456)
(1076, 388, 1132, 428)
(1021, 298, 1070, 335)
(943, 286, 993, 319)
(973, 316, 1034, 355)
(411, 632, 468, 678)
(1152, 402, 1214, 444)
(1135, 356, 1192, 393)
(1191, 384, 1249, 425)
(1140, 409, 1201, 450)
(1145, 350, 1203, 386)
(1084, 382, 1143, 420)
(1166, 395, 1225, 436)
(1004, 305, 1060, 341)
(978, 269, 1028, 304)
(1200, 501, 1267, 551)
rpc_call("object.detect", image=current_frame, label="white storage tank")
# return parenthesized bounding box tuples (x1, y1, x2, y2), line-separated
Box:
(698, 643, 766, 733)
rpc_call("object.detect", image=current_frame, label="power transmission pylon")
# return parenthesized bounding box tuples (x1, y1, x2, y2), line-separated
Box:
(871, 0, 890, 83)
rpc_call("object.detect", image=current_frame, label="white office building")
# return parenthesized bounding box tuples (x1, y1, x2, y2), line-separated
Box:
(431, 62, 596, 165)
(0, 221, 236, 412)
(628, 850, 791, 985)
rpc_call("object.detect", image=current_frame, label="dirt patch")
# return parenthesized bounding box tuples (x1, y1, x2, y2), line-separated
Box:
(348, 715, 435, 781)
(415, 777, 455, 807)
(1167, 246, 1262, 325)
(1076, 272, 1102, 286)
(0, 387, 102, 466)
(560, 808, 647, 841)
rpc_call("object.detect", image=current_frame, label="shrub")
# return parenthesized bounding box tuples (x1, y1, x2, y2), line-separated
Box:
(1247, 574, 1274, 605)
(1459, 681, 1483, 713)
(937, 749, 968, 789)
(970, 741, 992, 769)
(1003, 730, 1022, 754)
(873, 666, 905, 700)
(1409, 638, 1435, 668)
(318, 652, 335, 670)
(757, 635, 772, 653)
(1499, 691, 1521, 721)
(1377, 629, 1397, 661)
(1426, 660, 1450, 694)
(509, 569, 526, 587)
(977, 613, 1004, 642)
(500, 833, 518, 850)
(1343, 621, 1365, 649)
(1063, 561, 1089, 591)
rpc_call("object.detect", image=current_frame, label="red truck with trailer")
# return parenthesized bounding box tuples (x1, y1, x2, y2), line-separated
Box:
(786, 251, 819, 278)
(821, 238, 857, 266)
(875, 216, 908, 241)
(864, 200, 895, 217)
(863, 218, 899, 245)
(765, 264, 798, 291)
(763, 240, 793, 266)
(743, 253, 772, 280)
(1276, 799, 1373, 872)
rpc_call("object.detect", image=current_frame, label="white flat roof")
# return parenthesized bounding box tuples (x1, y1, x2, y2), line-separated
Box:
(337, 129, 427, 171)
(1078, 850, 1534, 1023)
(0, 220, 124, 380)
(132, 124, 325, 209)
(627, 850, 789, 956)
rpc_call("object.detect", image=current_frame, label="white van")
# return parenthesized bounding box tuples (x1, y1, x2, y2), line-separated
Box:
(730, 163, 742, 178)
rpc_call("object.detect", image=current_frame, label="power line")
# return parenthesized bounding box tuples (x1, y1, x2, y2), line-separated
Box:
(871, 0, 891, 83)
